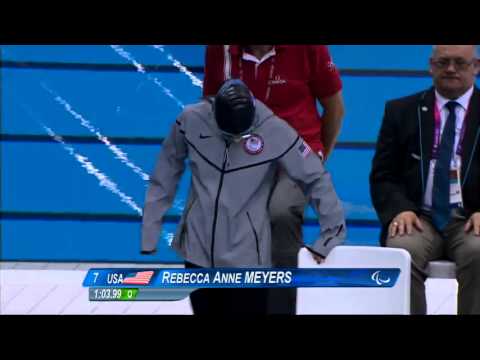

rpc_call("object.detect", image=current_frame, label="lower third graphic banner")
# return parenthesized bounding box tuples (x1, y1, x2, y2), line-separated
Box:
(83, 268, 400, 301)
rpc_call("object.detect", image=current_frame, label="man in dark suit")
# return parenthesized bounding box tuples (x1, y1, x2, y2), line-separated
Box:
(370, 45, 480, 315)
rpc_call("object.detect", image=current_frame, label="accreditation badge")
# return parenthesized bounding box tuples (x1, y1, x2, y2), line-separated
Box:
(450, 157, 463, 208)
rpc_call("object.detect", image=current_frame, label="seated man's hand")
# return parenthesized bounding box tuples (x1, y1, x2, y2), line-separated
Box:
(389, 211, 423, 238)
(464, 212, 480, 236)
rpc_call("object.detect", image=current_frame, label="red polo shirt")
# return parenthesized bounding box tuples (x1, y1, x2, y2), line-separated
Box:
(203, 45, 342, 154)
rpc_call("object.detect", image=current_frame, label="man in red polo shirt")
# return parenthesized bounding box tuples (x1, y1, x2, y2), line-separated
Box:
(203, 45, 345, 314)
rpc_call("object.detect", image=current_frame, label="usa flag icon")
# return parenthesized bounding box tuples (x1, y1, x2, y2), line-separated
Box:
(123, 271, 155, 285)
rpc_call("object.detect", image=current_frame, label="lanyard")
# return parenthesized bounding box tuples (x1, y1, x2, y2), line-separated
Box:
(237, 52, 276, 103)
(431, 101, 469, 159)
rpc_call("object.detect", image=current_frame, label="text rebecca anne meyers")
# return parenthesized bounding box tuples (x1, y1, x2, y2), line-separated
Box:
(160, 270, 293, 286)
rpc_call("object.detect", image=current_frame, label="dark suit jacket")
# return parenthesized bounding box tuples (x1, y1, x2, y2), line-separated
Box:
(370, 87, 480, 246)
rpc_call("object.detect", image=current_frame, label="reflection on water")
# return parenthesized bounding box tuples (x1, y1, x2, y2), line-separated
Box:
(110, 45, 185, 109)
(41, 124, 143, 215)
(151, 45, 203, 88)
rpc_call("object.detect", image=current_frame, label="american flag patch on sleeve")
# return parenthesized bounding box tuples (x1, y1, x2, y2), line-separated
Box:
(297, 141, 312, 158)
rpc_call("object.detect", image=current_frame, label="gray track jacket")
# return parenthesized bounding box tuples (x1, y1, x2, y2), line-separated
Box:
(142, 99, 346, 267)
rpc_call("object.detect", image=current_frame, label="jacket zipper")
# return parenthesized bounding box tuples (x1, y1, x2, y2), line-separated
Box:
(210, 141, 230, 266)
(246, 211, 261, 265)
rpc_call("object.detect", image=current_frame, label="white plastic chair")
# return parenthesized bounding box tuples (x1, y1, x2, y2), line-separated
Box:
(297, 246, 411, 314)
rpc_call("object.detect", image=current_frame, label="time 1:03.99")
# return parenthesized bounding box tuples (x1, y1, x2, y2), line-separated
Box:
(93, 288, 135, 300)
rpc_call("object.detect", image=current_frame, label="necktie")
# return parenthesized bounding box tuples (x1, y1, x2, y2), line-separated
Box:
(432, 101, 459, 231)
